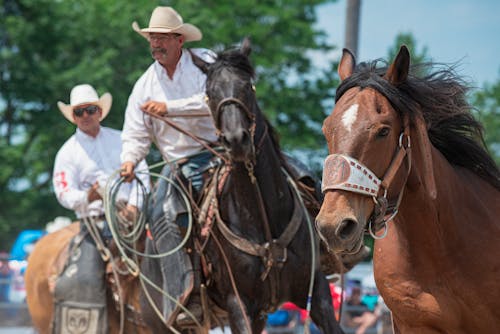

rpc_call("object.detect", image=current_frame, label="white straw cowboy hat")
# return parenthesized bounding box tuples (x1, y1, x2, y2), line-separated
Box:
(132, 6, 202, 42)
(57, 84, 112, 124)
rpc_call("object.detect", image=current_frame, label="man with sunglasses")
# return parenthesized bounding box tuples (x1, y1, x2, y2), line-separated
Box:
(52, 84, 149, 334)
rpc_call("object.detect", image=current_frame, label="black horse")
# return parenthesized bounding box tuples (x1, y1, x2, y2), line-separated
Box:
(196, 38, 344, 333)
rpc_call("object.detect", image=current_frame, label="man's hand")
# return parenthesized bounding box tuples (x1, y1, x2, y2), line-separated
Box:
(141, 101, 167, 116)
(120, 161, 136, 183)
(119, 204, 138, 223)
(87, 181, 102, 203)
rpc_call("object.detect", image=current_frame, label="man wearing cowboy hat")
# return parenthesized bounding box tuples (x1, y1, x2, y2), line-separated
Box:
(119, 6, 218, 328)
(52, 84, 149, 334)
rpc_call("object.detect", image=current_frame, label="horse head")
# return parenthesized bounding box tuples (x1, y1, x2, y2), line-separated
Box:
(316, 46, 426, 254)
(205, 38, 259, 163)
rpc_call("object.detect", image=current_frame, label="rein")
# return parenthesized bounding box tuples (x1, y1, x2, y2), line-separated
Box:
(142, 109, 230, 165)
(322, 116, 412, 239)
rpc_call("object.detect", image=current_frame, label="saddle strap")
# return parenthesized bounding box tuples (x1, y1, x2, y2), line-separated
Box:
(214, 181, 304, 268)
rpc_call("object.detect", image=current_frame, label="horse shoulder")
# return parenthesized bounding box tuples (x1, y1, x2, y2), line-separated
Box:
(25, 222, 79, 333)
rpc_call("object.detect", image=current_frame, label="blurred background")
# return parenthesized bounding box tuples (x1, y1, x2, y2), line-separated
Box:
(1, 0, 499, 332)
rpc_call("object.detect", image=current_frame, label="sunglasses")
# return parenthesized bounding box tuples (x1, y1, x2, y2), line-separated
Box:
(73, 105, 99, 117)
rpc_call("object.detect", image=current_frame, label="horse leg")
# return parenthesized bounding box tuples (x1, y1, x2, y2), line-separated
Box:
(225, 294, 257, 334)
(250, 316, 266, 334)
(309, 271, 344, 334)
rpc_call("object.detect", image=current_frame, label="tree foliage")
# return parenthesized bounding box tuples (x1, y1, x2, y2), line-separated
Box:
(387, 32, 430, 64)
(0, 0, 338, 247)
(472, 80, 500, 164)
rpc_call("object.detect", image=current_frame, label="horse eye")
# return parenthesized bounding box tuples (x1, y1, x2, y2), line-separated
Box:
(377, 127, 390, 138)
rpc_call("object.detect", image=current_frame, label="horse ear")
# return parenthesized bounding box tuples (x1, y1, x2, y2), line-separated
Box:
(385, 45, 410, 85)
(241, 37, 252, 57)
(411, 113, 437, 199)
(338, 48, 356, 81)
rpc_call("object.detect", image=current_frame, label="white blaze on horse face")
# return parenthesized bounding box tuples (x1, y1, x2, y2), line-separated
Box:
(341, 104, 359, 133)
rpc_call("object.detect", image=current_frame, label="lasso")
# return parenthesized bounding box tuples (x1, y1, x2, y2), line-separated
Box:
(103, 161, 201, 332)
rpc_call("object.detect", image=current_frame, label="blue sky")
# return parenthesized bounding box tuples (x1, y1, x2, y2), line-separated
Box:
(316, 0, 500, 87)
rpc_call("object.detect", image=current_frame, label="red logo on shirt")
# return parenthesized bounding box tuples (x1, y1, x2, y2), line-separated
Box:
(54, 171, 68, 189)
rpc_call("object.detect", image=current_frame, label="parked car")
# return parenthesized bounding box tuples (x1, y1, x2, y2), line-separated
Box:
(8, 229, 46, 303)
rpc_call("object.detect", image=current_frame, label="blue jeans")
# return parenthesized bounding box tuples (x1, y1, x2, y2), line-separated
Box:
(180, 150, 215, 193)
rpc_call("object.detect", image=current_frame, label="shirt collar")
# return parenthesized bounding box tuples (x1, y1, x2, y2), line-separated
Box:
(154, 49, 188, 80)
(75, 126, 102, 141)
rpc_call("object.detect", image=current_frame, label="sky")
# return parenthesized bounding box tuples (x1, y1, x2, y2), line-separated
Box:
(316, 0, 500, 87)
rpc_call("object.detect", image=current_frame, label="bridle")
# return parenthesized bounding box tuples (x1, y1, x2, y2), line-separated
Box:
(210, 92, 269, 172)
(321, 115, 412, 239)
(214, 97, 256, 144)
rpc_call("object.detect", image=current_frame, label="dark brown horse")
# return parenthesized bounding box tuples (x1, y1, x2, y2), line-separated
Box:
(192, 38, 344, 333)
(316, 45, 500, 333)
(25, 222, 151, 334)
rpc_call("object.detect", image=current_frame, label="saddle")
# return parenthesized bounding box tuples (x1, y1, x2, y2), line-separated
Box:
(48, 222, 147, 328)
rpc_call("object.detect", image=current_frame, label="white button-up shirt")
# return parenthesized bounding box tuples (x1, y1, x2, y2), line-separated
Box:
(121, 48, 218, 165)
(53, 126, 149, 218)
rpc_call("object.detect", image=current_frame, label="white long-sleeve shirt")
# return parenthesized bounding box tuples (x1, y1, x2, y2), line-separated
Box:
(121, 48, 218, 165)
(53, 126, 150, 218)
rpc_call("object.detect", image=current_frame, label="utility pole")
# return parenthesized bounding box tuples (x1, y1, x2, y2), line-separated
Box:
(345, 0, 361, 57)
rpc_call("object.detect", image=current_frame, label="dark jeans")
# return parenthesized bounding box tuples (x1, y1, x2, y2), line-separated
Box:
(147, 150, 215, 320)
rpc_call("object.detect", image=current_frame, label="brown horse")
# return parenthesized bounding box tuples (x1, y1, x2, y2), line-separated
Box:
(316, 46, 500, 333)
(25, 222, 151, 334)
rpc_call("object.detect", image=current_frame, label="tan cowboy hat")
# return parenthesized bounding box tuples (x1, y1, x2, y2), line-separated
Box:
(132, 6, 202, 42)
(57, 84, 112, 124)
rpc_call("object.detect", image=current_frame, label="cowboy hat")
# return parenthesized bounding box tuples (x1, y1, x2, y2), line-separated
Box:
(57, 84, 112, 124)
(132, 6, 202, 42)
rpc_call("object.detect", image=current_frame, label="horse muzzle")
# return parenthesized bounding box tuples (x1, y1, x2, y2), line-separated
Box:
(221, 128, 254, 163)
(315, 192, 366, 254)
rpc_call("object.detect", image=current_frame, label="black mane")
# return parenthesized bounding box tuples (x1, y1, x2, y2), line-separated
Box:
(336, 60, 500, 190)
(208, 47, 255, 79)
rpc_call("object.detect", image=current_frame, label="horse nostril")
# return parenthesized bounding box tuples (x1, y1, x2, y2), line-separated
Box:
(336, 218, 358, 240)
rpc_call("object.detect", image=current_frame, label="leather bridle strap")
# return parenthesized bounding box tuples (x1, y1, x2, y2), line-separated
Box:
(215, 97, 255, 129)
(369, 123, 411, 237)
(214, 186, 303, 261)
(380, 120, 411, 192)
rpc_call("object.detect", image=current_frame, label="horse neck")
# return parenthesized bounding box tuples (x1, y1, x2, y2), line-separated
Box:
(375, 143, 499, 273)
(224, 122, 293, 235)
(253, 118, 291, 202)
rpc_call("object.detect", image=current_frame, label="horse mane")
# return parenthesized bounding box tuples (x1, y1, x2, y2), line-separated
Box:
(335, 60, 500, 190)
(209, 47, 255, 79)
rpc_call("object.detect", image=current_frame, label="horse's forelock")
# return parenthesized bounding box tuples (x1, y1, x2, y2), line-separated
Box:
(210, 48, 255, 79)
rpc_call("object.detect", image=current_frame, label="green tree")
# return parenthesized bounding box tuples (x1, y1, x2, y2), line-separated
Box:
(472, 79, 500, 164)
(0, 0, 339, 247)
(387, 32, 430, 64)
